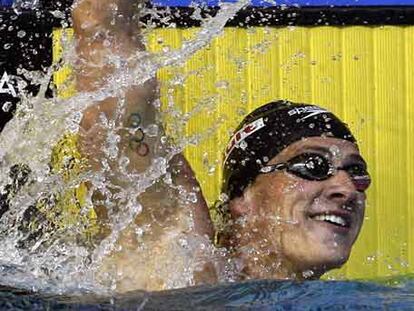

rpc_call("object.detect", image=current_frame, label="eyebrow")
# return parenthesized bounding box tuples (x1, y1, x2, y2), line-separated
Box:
(343, 154, 367, 167)
(297, 146, 331, 156)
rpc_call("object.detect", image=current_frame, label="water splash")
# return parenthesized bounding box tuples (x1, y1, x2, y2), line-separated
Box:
(0, 0, 250, 294)
(12, 0, 39, 14)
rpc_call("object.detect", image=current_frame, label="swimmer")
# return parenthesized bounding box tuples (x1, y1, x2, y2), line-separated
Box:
(216, 101, 371, 280)
(72, 0, 371, 288)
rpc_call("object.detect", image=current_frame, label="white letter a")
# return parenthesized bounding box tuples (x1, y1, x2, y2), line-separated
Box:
(0, 71, 17, 97)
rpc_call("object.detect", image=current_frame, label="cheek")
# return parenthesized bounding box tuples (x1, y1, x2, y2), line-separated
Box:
(354, 198, 366, 231)
(277, 178, 322, 220)
(252, 175, 288, 213)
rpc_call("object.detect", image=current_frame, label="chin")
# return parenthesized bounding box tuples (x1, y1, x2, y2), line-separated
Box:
(296, 245, 351, 276)
(314, 249, 351, 273)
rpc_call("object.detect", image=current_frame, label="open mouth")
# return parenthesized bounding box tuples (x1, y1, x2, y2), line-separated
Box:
(309, 213, 351, 229)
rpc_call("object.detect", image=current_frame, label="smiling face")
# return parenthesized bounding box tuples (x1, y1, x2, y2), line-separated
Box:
(227, 136, 370, 279)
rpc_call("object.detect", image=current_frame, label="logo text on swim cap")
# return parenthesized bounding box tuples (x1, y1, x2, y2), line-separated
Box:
(224, 118, 265, 163)
(288, 106, 327, 121)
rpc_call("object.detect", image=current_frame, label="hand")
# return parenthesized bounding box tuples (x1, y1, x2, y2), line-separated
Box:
(72, 0, 141, 37)
(72, 0, 144, 92)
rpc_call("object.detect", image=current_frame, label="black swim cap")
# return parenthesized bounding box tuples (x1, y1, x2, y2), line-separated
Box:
(221, 100, 357, 200)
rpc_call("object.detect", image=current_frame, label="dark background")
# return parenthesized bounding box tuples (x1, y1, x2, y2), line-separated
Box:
(1, 0, 413, 132)
(0, 0, 71, 132)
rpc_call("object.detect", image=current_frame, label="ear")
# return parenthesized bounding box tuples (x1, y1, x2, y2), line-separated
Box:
(228, 192, 254, 218)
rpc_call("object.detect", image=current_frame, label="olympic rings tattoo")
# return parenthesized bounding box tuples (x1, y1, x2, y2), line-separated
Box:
(127, 112, 149, 157)
(133, 128, 145, 142)
(128, 113, 142, 129)
(136, 142, 150, 157)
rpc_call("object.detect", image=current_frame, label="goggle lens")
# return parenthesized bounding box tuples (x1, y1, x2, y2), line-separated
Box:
(261, 153, 371, 190)
(287, 154, 332, 181)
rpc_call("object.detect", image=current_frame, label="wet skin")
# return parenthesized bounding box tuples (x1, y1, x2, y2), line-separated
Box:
(228, 137, 371, 279)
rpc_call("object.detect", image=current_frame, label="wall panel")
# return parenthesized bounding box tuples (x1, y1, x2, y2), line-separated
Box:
(54, 25, 414, 279)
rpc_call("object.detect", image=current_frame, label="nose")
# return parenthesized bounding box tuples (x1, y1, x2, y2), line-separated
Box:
(323, 170, 358, 204)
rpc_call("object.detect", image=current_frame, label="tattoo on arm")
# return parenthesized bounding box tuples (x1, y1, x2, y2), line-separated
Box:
(127, 112, 149, 157)
(127, 113, 142, 128)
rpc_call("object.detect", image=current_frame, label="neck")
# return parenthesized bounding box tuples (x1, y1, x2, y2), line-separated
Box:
(226, 224, 323, 281)
(233, 248, 323, 281)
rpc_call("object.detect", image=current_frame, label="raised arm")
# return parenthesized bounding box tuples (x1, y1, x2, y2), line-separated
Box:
(72, 0, 214, 280)
(72, 0, 157, 173)
(71, 0, 216, 291)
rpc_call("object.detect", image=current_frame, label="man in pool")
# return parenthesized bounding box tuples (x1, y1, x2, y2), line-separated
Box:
(215, 101, 371, 280)
(72, 0, 371, 288)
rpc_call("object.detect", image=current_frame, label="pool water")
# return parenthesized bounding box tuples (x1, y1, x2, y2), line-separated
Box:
(0, 278, 413, 310)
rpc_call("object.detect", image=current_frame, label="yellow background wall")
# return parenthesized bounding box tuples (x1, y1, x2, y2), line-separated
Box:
(54, 26, 414, 280)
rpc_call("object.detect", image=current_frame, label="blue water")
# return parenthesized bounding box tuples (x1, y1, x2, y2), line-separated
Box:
(0, 278, 413, 310)
(0, 0, 13, 7)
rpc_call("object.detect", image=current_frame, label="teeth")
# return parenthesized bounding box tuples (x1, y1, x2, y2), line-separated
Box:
(313, 214, 347, 227)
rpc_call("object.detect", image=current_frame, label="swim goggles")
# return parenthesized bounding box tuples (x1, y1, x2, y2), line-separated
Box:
(259, 153, 371, 191)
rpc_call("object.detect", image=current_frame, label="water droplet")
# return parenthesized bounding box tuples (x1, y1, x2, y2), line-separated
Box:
(2, 102, 13, 112)
(146, 124, 159, 137)
(49, 10, 65, 19)
(17, 30, 26, 38)
(103, 40, 111, 48)
(178, 238, 189, 249)
(135, 227, 144, 237)
(329, 145, 340, 158)
(207, 165, 216, 175)
(215, 80, 229, 89)
(160, 136, 169, 145)
(239, 140, 248, 150)
(219, 193, 229, 202)
(302, 270, 315, 278)
(186, 192, 198, 204)
(236, 108, 246, 116)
